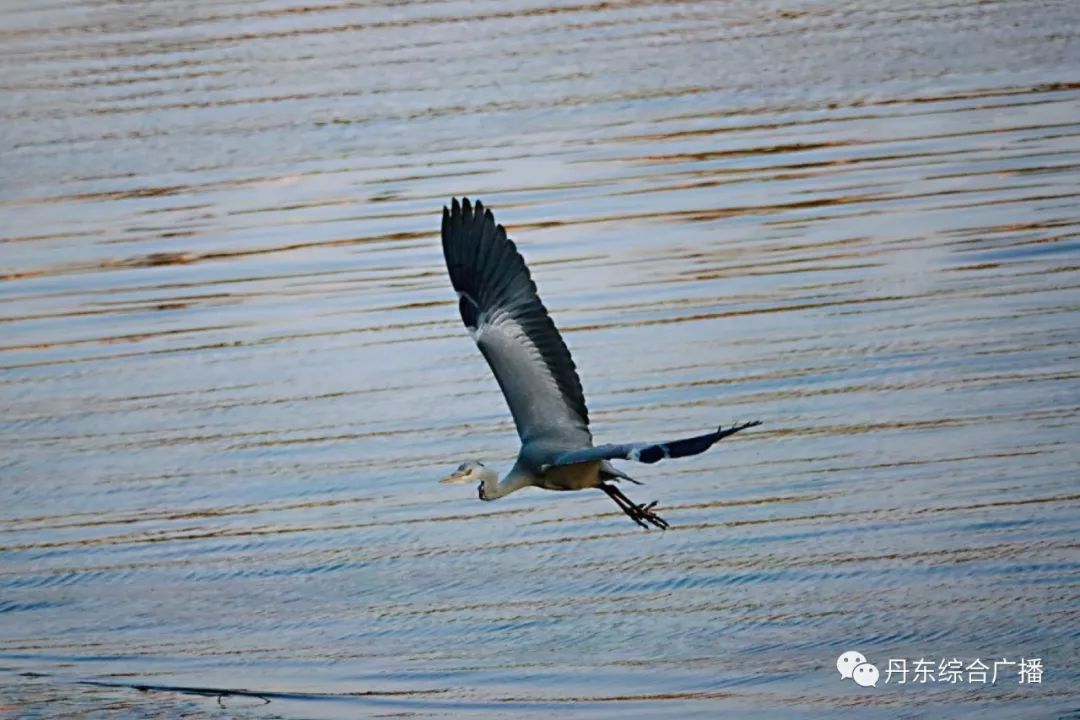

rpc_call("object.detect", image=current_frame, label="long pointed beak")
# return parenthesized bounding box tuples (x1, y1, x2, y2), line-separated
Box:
(439, 471, 471, 485)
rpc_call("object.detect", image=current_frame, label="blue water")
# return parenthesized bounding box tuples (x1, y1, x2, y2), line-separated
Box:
(2, 1, 1078, 718)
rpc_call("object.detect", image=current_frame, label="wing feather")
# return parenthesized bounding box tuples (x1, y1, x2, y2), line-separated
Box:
(545, 421, 762, 469)
(441, 198, 591, 446)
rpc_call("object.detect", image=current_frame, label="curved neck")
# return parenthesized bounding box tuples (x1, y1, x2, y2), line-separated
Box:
(482, 467, 531, 500)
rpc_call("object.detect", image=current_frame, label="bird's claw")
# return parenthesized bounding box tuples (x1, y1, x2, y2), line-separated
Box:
(601, 484, 670, 530)
(633, 501, 669, 530)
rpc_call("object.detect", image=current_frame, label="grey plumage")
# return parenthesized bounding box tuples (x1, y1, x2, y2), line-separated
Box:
(438, 198, 760, 529)
(442, 198, 589, 447)
(545, 421, 763, 470)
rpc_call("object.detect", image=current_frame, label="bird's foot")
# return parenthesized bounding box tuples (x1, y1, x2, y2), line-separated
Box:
(601, 483, 670, 530)
(633, 500, 669, 530)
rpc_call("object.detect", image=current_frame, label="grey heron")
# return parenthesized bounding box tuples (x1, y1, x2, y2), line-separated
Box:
(438, 198, 760, 529)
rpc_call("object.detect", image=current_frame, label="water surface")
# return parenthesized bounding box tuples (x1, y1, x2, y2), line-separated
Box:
(1, 1, 1079, 718)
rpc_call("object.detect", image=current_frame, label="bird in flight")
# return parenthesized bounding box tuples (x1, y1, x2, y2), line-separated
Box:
(438, 198, 760, 529)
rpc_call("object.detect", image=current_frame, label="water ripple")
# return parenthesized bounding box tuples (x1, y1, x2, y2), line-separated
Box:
(1, 0, 1078, 718)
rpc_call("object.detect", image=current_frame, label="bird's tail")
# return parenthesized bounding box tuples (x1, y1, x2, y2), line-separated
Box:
(600, 461, 643, 484)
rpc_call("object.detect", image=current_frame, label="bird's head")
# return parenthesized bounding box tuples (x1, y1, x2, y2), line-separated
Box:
(439, 461, 497, 501)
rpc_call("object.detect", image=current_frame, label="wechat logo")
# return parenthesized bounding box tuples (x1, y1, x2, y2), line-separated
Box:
(837, 650, 879, 688)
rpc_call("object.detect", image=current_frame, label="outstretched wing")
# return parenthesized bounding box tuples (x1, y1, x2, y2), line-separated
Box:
(441, 198, 591, 447)
(544, 421, 761, 469)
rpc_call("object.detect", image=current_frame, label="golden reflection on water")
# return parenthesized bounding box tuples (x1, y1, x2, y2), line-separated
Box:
(2, 1, 1079, 718)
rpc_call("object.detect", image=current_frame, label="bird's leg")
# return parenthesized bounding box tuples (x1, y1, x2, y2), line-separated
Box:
(600, 483, 669, 530)
(601, 484, 648, 529)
